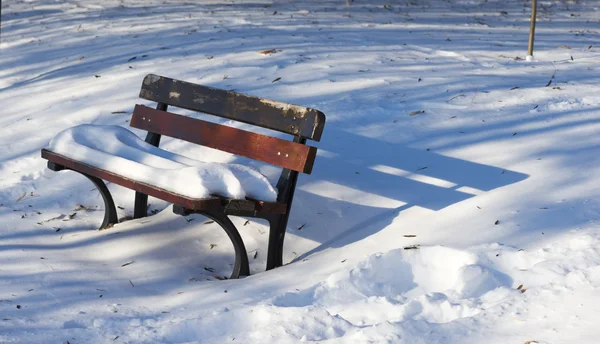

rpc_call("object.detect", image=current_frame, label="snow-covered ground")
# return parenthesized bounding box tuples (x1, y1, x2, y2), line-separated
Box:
(1, 0, 600, 342)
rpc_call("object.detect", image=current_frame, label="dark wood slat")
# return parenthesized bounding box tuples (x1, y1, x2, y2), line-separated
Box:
(130, 105, 318, 174)
(139, 74, 326, 141)
(41, 150, 287, 214)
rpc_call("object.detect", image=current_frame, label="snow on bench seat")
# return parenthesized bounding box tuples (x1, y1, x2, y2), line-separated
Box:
(47, 124, 278, 202)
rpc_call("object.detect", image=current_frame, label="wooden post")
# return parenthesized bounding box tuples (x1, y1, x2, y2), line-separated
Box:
(527, 0, 537, 61)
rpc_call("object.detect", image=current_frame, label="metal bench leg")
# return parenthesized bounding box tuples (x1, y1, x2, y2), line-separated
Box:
(173, 206, 250, 279)
(83, 174, 119, 229)
(47, 162, 118, 230)
(266, 154, 301, 271)
(133, 192, 149, 219)
(266, 214, 289, 270)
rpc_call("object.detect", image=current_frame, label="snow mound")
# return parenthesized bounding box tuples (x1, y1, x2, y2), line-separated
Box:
(47, 124, 278, 201)
(273, 246, 512, 326)
(452, 264, 507, 299)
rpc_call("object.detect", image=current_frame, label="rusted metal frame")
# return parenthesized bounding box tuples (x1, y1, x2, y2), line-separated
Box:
(173, 205, 250, 279)
(47, 162, 118, 229)
(130, 105, 319, 173)
(133, 102, 168, 219)
(139, 74, 326, 141)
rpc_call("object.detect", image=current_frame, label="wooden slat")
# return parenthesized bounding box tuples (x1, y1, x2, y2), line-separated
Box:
(130, 105, 318, 174)
(139, 74, 326, 142)
(41, 150, 287, 214)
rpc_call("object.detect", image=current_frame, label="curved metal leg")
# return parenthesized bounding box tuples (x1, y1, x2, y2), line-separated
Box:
(82, 174, 118, 229)
(46, 162, 118, 229)
(199, 211, 250, 279)
(173, 206, 250, 279)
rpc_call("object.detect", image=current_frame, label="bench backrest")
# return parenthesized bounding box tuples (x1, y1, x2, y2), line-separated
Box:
(130, 74, 326, 174)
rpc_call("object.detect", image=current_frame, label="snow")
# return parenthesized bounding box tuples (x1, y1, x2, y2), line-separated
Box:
(47, 124, 278, 202)
(1, 0, 600, 343)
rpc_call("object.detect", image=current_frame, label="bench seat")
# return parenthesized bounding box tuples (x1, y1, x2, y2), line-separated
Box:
(42, 125, 287, 215)
(46, 124, 279, 202)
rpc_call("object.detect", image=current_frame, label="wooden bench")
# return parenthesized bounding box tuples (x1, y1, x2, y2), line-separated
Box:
(41, 74, 326, 279)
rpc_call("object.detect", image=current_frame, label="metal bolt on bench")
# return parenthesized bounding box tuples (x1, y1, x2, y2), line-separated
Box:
(41, 74, 326, 279)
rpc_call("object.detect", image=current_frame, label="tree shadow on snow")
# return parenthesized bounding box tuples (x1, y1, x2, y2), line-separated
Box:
(289, 128, 528, 259)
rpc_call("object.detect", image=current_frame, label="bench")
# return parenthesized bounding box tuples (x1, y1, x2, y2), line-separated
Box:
(40, 74, 326, 279)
